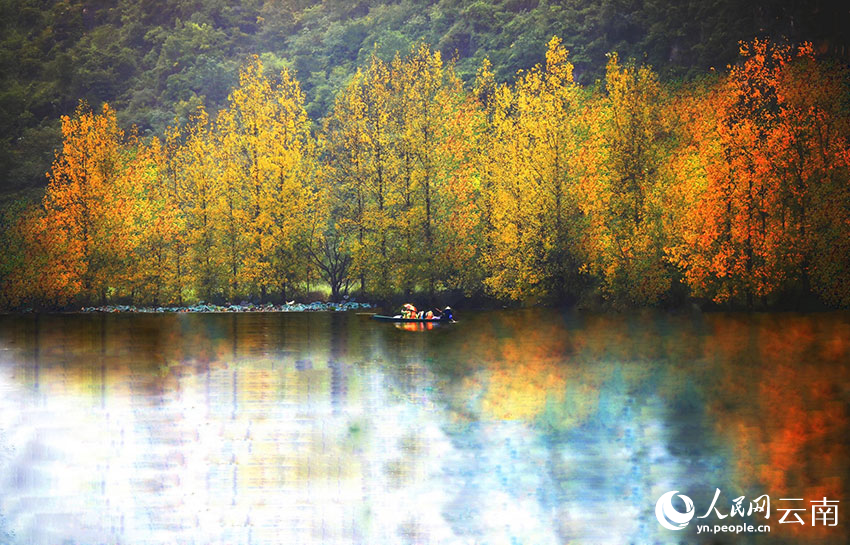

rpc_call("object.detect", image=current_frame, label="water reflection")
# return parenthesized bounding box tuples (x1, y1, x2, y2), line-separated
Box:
(0, 310, 847, 544)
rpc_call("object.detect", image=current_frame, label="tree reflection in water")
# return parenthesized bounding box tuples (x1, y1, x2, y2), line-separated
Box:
(0, 310, 847, 544)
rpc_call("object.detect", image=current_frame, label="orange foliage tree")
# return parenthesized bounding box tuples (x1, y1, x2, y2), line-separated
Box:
(11, 103, 130, 305)
(670, 40, 850, 306)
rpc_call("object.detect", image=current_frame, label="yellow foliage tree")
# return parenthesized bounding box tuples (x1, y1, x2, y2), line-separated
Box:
(120, 136, 183, 304)
(322, 59, 393, 295)
(584, 54, 673, 305)
(171, 107, 224, 302)
(216, 57, 318, 301)
(324, 45, 474, 298)
(482, 37, 589, 301)
(390, 44, 471, 295)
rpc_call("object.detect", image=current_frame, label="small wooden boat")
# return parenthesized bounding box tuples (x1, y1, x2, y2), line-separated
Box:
(371, 314, 454, 323)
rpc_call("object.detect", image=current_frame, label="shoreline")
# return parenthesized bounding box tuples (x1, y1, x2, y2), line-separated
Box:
(74, 301, 375, 313)
(1, 295, 844, 314)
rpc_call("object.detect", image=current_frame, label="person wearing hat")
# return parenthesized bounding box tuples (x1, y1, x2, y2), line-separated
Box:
(401, 303, 417, 319)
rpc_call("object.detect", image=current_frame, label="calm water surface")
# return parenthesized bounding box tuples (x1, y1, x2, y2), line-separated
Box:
(0, 309, 848, 544)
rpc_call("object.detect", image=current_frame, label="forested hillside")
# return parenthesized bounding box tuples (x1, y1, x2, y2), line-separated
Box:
(1, 0, 848, 192)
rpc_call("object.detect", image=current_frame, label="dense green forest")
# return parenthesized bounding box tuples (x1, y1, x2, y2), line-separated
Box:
(1, 0, 848, 194)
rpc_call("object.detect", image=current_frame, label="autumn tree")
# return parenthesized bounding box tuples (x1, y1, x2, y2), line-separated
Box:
(389, 44, 472, 296)
(215, 57, 318, 302)
(583, 54, 673, 305)
(437, 88, 488, 295)
(670, 40, 850, 306)
(162, 122, 191, 304)
(120, 136, 183, 305)
(772, 50, 850, 306)
(322, 56, 395, 296)
(265, 68, 321, 302)
(2, 204, 52, 306)
(482, 37, 590, 302)
(306, 169, 353, 301)
(171, 107, 224, 302)
(323, 45, 476, 298)
(34, 102, 128, 304)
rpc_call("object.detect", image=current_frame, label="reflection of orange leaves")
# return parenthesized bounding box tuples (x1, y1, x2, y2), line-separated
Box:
(820, 323, 850, 363)
(461, 317, 570, 421)
(708, 316, 848, 525)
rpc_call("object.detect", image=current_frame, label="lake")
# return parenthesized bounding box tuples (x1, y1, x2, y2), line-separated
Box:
(0, 309, 848, 544)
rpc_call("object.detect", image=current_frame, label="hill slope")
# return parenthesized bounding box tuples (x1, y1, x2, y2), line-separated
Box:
(1, 0, 848, 192)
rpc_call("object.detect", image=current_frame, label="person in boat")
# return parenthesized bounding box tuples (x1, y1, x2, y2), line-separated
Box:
(401, 303, 417, 319)
(397, 304, 453, 321)
(424, 307, 454, 321)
